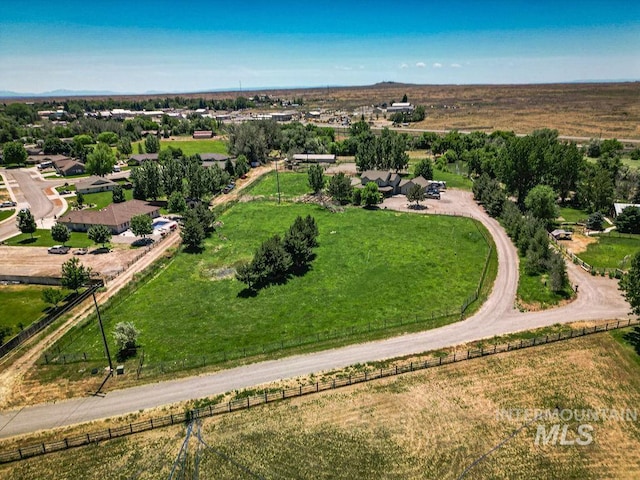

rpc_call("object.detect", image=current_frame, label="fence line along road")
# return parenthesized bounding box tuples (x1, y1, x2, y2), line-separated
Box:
(1, 318, 637, 465)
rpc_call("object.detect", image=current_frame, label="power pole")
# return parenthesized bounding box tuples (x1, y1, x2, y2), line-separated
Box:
(93, 290, 113, 373)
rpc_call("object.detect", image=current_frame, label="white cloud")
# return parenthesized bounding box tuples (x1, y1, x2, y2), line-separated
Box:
(416, 62, 426, 68)
(400, 63, 408, 69)
(451, 63, 462, 68)
(433, 62, 442, 68)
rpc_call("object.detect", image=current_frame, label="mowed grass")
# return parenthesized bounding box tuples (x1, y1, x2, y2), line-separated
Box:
(0, 285, 50, 334)
(579, 233, 640, 269)
(0, 208, 14, 222)
(55, 201, 489, 362)
(5, 229, 93, 248)
(7, 334, 640, 479)
(433, 168, 473, 190)
(557, 206, 589, 224)
(244, 171, 311, 199)
(83, 189, 134, 210)
(133, 138, 228, 156)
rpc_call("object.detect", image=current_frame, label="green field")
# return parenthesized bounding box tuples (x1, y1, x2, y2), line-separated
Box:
(53, 200, 490, 364)
(557, 206, 589, 224)
(579, 233, 640, 269)
(244, 171, 311, 199)
(0, 285, 51, 335)
(517, 263, 574, 310)
(433, 168, 473, 190)
(133, 138, 228, 156)
(0, 209, 15, 222)
(5, 229, 93, 248)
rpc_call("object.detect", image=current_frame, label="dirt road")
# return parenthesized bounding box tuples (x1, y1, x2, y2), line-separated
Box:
(0, 188, 630, 439)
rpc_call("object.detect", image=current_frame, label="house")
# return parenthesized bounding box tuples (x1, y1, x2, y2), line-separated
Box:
(193, 130, 214, 139)
(75, 176, 119, 194)
(53, 158, 85, 176)
(129, 153, 159, 165)
(201, 153, 234, 170)
(26, 154, 70, 166)
(291, 154, 336, 164)
(398, 176, 430, 195)
(58, 199, 160, 234)
(360, 170, 401, 196)
(614, 203, 640, 217)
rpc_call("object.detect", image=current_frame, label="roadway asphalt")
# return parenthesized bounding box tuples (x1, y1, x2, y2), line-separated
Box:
(0, 190, 630, 439)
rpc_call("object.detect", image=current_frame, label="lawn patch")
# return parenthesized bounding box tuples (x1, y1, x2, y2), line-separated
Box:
(244, 171, 311, 200)
(5, 229, 93, 248)
(0, 285, 51, 336)
(578, 233, 640, 269)
(0, 209, 15, 222)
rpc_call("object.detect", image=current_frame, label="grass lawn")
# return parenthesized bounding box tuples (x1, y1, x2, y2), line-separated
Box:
(83, 189, 134, 210)
(133, 138, 228, 156)
(579, 233, 640, 269)
(433, 168, 473, 190)
(517, 257, 574, 310)
(5, 229, 93, 248)
(244, 171, 311, 200)
(557, 206, 589, 224)
(0, 285, 51, 335)
(0, 209, 15, 222)
(53, 201, 490, 363)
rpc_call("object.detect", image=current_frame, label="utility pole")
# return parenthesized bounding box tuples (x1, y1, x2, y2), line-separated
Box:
(93, 289, 113, 373)
(275, 159, 281, 204)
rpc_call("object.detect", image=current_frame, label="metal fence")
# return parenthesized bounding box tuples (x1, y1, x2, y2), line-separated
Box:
(0, 280, 103, 360)
(2, 317, 636, 465)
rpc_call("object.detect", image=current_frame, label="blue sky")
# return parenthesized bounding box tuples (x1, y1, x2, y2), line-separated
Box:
(1, 0, 638, 93)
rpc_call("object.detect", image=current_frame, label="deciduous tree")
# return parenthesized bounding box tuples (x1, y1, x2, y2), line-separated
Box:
(361, 182, 381, 207)
(130, 214, 153, 238)
(112, 185, 125, 203)
(87, 224, 112, 248)
(413, 158, 434, 180)
(327, 172, 352, 204)
(86, 142, 116, 177)
(2, 141, 27, 165)
(621, 252, 640, 315)
(406, 183, 424, 208)
(51, 223, 70, 245)
(61, 257, 91, 292)
(42, 287, 65, 308)
(17, 209, 36, 239)
(308, 164, 325, 193)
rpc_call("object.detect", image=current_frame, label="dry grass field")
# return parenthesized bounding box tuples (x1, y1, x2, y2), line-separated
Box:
(3, 332, 640, 479)
(45, 82, 640, 140)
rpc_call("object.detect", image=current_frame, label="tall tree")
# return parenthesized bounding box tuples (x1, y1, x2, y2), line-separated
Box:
(406, 183, 425, 208)
(308, 164, 325, 193)
(42, 287, 65, 308)
(413, 158, 434, 180)
(130, 214, 153, 238)
(180, 210, 205, 251)
(51, 223, 71, 246)
(621, 252, 640, 315)
(327, 172, 352, 204)
(60, 257, 91, 293)
(86, 142, 116, 177)
(524, 185, 558, 228)
(361, 182, 381, 207)
(17, 209, 36, 239)
(2, 141, 27, 165)
(144, 135, 160, 153)
(87, 224, 112, 248)
(112, 185, 125, 203)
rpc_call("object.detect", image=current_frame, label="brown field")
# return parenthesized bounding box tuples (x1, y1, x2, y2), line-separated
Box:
(3, 332, 640, 479)
(17, 82, 640, 140)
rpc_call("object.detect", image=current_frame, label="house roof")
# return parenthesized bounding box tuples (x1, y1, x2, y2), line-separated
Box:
(75, 176, 118, 191)
(361, 170, 390, 182)
(59, 200, 159, 228)
(193, 130, 213, 138)
(614, 203, 640, 216)
(292, 153, 336, 163)
(130, 153, 159, 162)
(53, 158, 84, 173)
(413, 176, 430, 187)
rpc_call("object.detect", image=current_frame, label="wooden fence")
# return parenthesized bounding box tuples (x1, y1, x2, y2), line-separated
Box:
(2, 317, 637, 465)
(548, 232, 624, 278)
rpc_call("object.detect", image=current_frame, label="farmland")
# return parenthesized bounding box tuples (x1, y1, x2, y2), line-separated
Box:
(4, 332, 640, 479)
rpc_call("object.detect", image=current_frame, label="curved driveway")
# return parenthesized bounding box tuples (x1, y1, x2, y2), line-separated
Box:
(0, 190, 631, 438)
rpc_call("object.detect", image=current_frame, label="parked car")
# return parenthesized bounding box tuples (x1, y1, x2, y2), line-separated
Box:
(222, 183, 235, 194)
(426, 191, 441, 200)
(0, 201, 16, 208)
(48, 245, 70, 254)
(73, 247, 88, 255)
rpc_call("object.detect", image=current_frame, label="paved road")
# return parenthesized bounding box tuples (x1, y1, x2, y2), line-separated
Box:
(0, 190, 630, 438)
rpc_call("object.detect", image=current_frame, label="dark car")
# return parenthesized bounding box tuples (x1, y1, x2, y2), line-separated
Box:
(222, 183, 235, 194)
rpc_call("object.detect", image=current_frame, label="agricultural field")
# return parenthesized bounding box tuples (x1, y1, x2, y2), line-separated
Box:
(578, 233, 640, 270)
(4, 332, 640, 479)
(47, 174, 492, 370)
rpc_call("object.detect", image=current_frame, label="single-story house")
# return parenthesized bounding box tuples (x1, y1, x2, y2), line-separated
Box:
(613, 203, 640, 217)
(292, 154, 336, 164)
(75, 176, 119, 194)
(359, 170, 401, 196)
(271, 112, 294, 122)
(129, 153, 159, 165)
(53, 158, 85, 176)
(193, 130, 213, 139)
(58, 199, 160, 234)
(27, 154, 71, 166)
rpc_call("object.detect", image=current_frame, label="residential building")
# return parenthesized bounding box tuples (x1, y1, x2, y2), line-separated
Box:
(58, 199, 160, 234)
